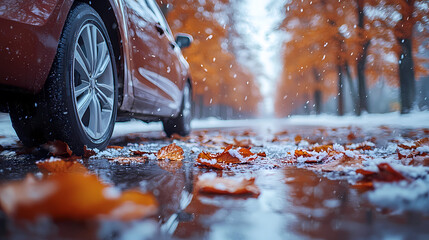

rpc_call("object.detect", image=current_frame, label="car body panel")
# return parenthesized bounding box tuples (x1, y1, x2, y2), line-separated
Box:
(0, 0, 191, 119)
(0, 0, 73, 93)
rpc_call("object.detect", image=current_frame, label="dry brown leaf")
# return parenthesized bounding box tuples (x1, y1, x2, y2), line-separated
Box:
(274, 130, 289, 137)
(354, 163, 408, 189)
(131, 150, 155, 156)
(196, 146, 258, 169)
(398, 137, 429, 150)
(233, 138, 253, 148)
(107, 146, 124, 150)
(294, 135, 302, 143)
(43, 140, 73, 157)
(0, 173, 157, 221)
(309, 145, 333, 152)
(156, 143, 184, 161)
(347, 132, 357, 141)
(196, 174, 260, 196)
(257, 152, 267, 157)
(294, 149, 312, 158)
(83, 146, 96, 158)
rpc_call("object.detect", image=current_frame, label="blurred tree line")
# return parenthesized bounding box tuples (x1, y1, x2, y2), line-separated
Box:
(275, 0, 429, 117)
(157, 0, 262, 119)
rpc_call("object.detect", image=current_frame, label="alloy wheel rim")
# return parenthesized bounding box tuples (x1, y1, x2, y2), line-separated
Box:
(72, 23, 114, 139)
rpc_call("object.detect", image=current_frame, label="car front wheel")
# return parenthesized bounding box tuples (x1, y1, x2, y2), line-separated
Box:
(9, 3, 118, 155)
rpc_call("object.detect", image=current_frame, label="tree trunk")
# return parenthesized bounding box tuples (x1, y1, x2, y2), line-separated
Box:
(312, 68, 322, 114)
(356, 0, 369, 115)
(397, 38, 416, 114)
(344, 63, 359, 114)
(314, 90, 322, 115)
(337, 65, 344, 116)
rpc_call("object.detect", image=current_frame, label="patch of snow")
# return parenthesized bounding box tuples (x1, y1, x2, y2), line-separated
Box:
(368, 179, 429, 213)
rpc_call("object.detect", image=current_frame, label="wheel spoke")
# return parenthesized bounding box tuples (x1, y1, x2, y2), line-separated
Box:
(89, 95, 102, 136)
(77, 91, 92, 117)
(94, 42, 110, 78)
(81, 26, 95, 72)
(75, 80, 90, 98)
(96, 86, 113, 110)
(91, 25, 98, 72)
(96, 83, 114, 95)
(75, 45, 91, 78)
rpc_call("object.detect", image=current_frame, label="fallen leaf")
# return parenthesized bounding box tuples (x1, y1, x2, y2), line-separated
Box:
(0, 173, 157, 221)
(131, 150, 155, 156)
(107, 146, 124, 150)
(354, 163, 408, 188)
(37, 158, 87, 174)
(196, 146, 258, 169)
(347, 132, 357, 141)
(83, 146, 96, 158)
(398, 138, 429, 150)
(294, 149, 312, 158)
(274, 130, 289, 136)
(196, 174, 260, 196)
(309, 145, 333, 152)
(156, 143, 184, 161)
(233, 138, 253, 148)
(43, 140, 73, 157)
(294, 135, 302, 143)
(257, 152, 267, 157)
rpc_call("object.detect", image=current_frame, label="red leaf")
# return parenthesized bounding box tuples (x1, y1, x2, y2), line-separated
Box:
(43, 140, 73, 157)
(83, 146, 96, 158)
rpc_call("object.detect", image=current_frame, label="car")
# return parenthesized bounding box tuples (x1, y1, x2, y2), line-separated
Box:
(0, 0, 193, 154)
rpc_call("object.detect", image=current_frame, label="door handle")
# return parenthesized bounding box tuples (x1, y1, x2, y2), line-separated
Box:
(155, 23, 164, 36)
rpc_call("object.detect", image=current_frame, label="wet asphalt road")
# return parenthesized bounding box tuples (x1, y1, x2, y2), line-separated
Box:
(1, 120, 429, 240)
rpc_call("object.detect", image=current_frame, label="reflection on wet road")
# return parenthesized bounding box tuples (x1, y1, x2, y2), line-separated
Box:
(1, 125, 429, 239)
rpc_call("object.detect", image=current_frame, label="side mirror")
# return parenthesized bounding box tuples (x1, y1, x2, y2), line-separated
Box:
(175, 33, 193, 49)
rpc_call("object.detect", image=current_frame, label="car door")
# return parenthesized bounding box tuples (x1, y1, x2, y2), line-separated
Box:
(145, 0, 187, 115)
(123, 0, 172, 115)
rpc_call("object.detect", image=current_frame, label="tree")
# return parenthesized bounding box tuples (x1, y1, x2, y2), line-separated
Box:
(158, 0, 262, 118)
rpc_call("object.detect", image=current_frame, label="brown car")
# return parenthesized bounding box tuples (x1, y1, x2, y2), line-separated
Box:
(0, 0, 193, 154)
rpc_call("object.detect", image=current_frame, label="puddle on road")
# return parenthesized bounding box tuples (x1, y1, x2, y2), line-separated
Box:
(1, 126, 429, 239)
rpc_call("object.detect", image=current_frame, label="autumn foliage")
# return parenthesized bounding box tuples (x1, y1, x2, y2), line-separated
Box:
(158, 0, 262, 118)
(275, 0, 429, 116)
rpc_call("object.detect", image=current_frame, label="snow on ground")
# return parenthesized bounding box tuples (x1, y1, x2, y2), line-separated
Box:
(1, 111, 428, 142)
(113, 110, 429, 138)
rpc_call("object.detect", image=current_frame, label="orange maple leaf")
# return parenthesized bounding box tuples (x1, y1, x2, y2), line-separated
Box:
(0, 173, 158, 221)
(196, 146, 258, 169)
(156, 143, 184, 161)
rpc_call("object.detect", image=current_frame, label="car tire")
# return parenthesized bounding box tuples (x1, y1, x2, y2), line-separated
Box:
(8, 95, 48, 147)
(10, 3, 118, 155)
(163, 82, 192, 137)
